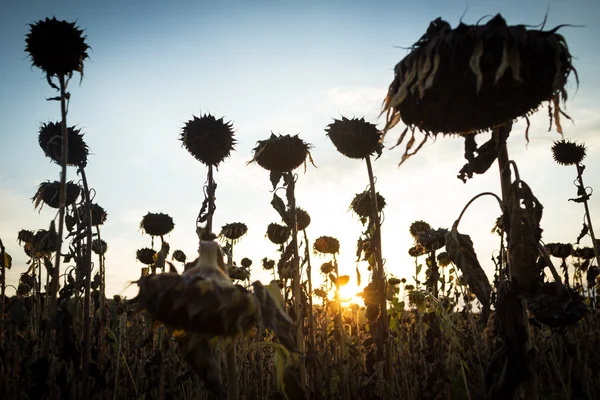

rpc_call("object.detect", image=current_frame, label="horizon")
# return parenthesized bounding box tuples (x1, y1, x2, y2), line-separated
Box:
(1, 0, 599, 302)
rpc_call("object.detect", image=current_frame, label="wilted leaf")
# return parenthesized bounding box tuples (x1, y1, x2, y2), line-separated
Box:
(1, 251, 11, 269)
(445, 228, 491, 318)
(576, 223, 589, 245)
(271, 193, 287, 222)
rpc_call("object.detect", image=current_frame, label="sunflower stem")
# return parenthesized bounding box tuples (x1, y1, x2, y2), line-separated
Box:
(0, 238, 6, 348)
(42, 74, 69, 357)
(206, 165, 216, 233)
(80, 166, 94, 400)
(364, 155, 391, 385)
(495, 124, 539, 400)
(302, 229, 317, 387)
(284, 172, 307, 393)
(575, 164, 600, 269)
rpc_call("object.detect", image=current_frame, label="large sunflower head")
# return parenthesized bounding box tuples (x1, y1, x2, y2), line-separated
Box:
(140, 212, 174, 237)
(180, 113, 236, 167)
(25, 17, 89, 81)
(551, 139, 586, 166)
(249, 133, 314, 173)
(219, 222, 248, 243)
(266, 223, 290, 245)
(381, 14, 577, 164)
(325, 116, 383, 159)
(313, 236, 340, 255)
(38, 122, 89, 167)
(32, 180, 81, 211)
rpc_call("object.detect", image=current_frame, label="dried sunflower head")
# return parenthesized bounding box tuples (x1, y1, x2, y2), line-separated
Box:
(180, 113, 236, 167)
(92, 239, 107, 255)
(137, 248, 157, 265)
(172, 250, 187, 263)
(249, 133, 314, 173)
(77, 203, 107, 227)
(325, 116, 383, 159)
(320, 261, 334, 274)
(409, 220, 431, 238)
(292, 207, 311, 231)
(140, 212, 174, 237)
(436, 251, 451, 267)
(25, 17, 89, 81)
(572, 247, 595, 260)
(314, 236, 340, 255)
(551, 139, 586, 166)
(527, 282, 587, 328)
(219, 222, 248, 242)
(545, 243, 573, 259)
(240, 257, 252, 269)
(350, 190, 386, 220)
(38, 122, 89, 167)
(266, 223, 290, 245)
(17, 229, 35, 245)
(388, 277, 401, 286)
(262, 257, 275, 270)
(32, 180, 80, 211)
(381, 14, 577, 164)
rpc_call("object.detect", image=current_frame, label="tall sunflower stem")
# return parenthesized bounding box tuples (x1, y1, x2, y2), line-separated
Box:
(364, 155, 391, 383)
(42, 74, 69, 357)
(80, 167, 94, 400)
(284, 172, 307, 392)
(575, 164, 600, 269)
(495, 125, 538, 400)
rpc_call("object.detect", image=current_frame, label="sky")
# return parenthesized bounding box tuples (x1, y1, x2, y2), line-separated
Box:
(1, 0, 599, 302)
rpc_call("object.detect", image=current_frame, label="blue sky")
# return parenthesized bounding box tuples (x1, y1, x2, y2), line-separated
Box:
(1, 0, 599, 300)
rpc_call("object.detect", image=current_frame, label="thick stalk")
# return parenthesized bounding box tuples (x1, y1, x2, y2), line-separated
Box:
(575, 164, 600, 269)
(364, 156, 389, 370)
(495, 126, 538, 400)
(206, 165, 215, 233)
(302, 230, 316, 369)
(333, 255, 349, 400)
(225, 244, 238, 400)
(96, 226, 106, 370)
(80, 167, 94, 400)
(285, 172, 307, 391)
(43, 74, 69, 356)
(0, 239, 5, 347)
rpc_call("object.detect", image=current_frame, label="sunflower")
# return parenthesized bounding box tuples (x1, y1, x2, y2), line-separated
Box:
(172, 250, 187, 263)
(381, 14, 577, 163)
(249, 133, 314, 173)
(38, 122, 89, 167)
(325, 116, 383, 159)
(137, 248, 157, 265)
(266, 223, 290, 245)
(219, 222, 248, 242)
(25, 17, 89, 83)
(314, 236, 340, 255)
(350, 191, 386, 220)
(32, 180, 81, 210)
(140, 212, 174, 237)
(551, 139, 586, 166)
(180, 113, 236, 167)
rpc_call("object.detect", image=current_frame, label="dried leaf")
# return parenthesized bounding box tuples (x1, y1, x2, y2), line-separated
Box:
(445, 228, 491, 317)
(576, 223, 589, 245)
(271, 193, 288, 222)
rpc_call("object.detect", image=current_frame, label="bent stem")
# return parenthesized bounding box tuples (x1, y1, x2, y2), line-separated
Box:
(43, 74, 69, 357)
(575, 164, 600, 269)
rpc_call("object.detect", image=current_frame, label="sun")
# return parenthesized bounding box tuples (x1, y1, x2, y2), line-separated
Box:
(336, 282, 364, 306)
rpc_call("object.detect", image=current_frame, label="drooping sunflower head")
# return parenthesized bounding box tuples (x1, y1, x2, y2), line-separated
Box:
(294, 207, 311, 231)
(180, 113, 236, 167)
(350, 190, 386, 220)
(314, 236, 340, 255)
(240, 257, 252, 269)
(409, 220, 431, 239)
(92, 239, 108, 255)
(32, 180, 81, 211)
(249, 133, 314, 173)
(551, 139, 586, 166)
(140, 212, 174, 237)
(325, 116, 383, 159)
(77, 203, 107, 227)
(38, 122, 90, 167)
(172, 250, 187, 263)
(137, 248, 157, 265)
(219, 222, 248, 243)
(262, 257, 275, 270)
(266, 223, 290, 245)
(25, 17, 89, 81)
(381, 14, 577, 165)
